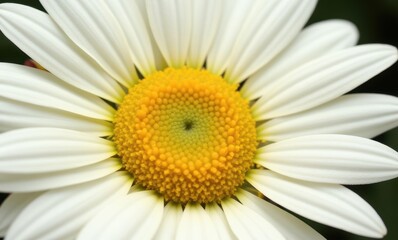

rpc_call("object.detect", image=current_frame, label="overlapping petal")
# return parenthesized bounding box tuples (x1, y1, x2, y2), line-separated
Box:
(255, 134, 398, 184)
(236, 189, 325, 240)
(176, 203, 219, 240)
(206, 0, 254, 75)
(206, 203, 237, 240)
(242, 19, 359, 100)
(0, 128, 115, 174)
(187, 0, 222, 69)
(103, 0, 157, 76)
(0, 192, 41, 237)
(40, 0, 138, 88)
(6, 172, 132, 240)
(224, 0, 316, 83)
(146, 0, 192, 68)
(260, 94, 398, 141)
(221, 198, 285, 240)
(153, 202, 183, 240)
(0, 97, 112, 136)
(0, 63, 115, 121)
(134, 0, 167, 70)
(252, 44, 398, 120)
(0, 158, 121, 192)
(247, 170, 387, 238)
(0, 3, 124, 102)
(78, 191, 164, 240)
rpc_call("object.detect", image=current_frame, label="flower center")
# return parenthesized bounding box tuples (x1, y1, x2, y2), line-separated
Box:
(114, 68, 257, 203)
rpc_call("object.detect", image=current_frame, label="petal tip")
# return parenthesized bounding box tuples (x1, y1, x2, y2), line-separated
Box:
(378, 44, 398, 61)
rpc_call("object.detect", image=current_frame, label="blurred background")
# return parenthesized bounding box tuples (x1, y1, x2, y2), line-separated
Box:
(0, 0, 397, 239)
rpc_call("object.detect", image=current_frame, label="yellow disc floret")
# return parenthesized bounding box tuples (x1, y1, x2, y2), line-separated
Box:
(114, 68, 257, 203)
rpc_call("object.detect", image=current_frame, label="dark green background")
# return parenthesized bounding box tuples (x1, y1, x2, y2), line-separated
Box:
(0, 1, 397, 239)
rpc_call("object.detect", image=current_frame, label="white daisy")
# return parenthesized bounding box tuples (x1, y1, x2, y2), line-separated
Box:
(0, 0, 397, 239)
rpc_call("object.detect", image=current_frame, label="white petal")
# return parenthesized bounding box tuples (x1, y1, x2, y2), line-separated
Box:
(0, 3, 124, 102)
(224, 0, 317, 83)
(247, 170, 387, 238)
(186, 0, 222, 69)
(255, 134, 398, 184)
(40, 0, 138, 87)
(0, 158, 122, 192)
(0, 63, 115, 121)
(0, 97, 112, 136)
(236, 189, 325, 240)
(153, 202, 183, 240)
(242, 19, 359, 100)
(104, 0, 157, 76)
(135, 0, 167, 71)
(260, 94, 398, 141)
(0, 128, 115, 174)
(252, 44, 398, 120)
(6, 172, 132, 240)
(206, 0, 254, 75)
(146, 0, 192, 68)
(78, 191, 164, 240)
(176, 203, 219, 240)
(0, 192, 42, 237)
(221, 198, 285, 240)
(205, 203, 237, 240)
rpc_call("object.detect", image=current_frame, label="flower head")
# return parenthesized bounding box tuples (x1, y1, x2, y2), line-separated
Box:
(0, 0, 397, 239)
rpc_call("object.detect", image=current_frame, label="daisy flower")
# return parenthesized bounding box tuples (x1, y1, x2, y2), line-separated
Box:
(0, 0, 397, 239)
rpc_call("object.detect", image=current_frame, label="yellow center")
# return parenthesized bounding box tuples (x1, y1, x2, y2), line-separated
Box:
(114, 68, 257, 203)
